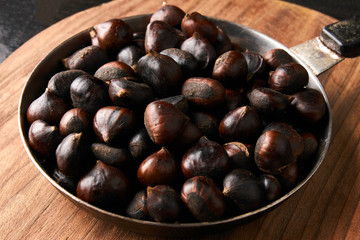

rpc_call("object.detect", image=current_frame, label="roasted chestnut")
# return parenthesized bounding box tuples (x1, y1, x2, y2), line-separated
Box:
(223, 142, 255, 171)
(59, 108, 90, 137)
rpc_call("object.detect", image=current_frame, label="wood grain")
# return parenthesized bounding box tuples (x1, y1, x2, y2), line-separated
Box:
(1, 0, 359, 239)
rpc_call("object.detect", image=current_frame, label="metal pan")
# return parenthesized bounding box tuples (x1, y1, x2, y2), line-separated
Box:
(18, 14, 359, 237)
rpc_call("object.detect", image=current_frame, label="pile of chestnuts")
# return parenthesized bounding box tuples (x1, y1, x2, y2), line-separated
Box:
(26, 3, 327, 223)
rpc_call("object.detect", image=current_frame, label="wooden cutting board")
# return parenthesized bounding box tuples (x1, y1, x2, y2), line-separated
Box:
(1, 0, 360, 239)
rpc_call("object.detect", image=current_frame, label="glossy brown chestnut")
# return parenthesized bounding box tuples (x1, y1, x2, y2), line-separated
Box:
(76, 160, 129, 208)
(56, 132, 88, 178)
(166, 121, 202, 152)
(62, 45, 108, 74)
(181, 136, 230, 180)
(94, 61, 135, 84)
(128, 128, 156, 161)
(116, 45, 145, 67)
(189, 111, 219, 140)
(59, 108, 90, 137)
(242, 51, 267, 78)
(70, 75, 110, 115)
(290, 88, 326, 124)
(52, 168, 78, 193)
(144, 100, 188, 146)
(28, 119, 61, 158)
(150, 3, 185, 27)
(181, 12, 219, 43)
(160, 48, 198, 75)
(212, 50, 248, 88)
(181, 77, 225, 109)
(263, 48, 293, 69)
(126, 189, 149, 220)
(137, 50, 183, 97)
(91, 143, 131, 168)
(213, 26, 233, 56)
(277, 162, 299, 189)
(269, 62, 309, 94)
(181, 176, 225, 222)
(224, 88, 247, 113)
(137, 147, 177, 186)
(180, 32, 216, 70)
(223, 168, 265, 212)
(26, 88, 70, 125)
(298, 131, 318, 166)
(145, 20, 183, 53)
(93, 106, 135, 143)
(89, 18, 133, 53)
(160, 95, 189, 114)
(47, 70, 88, 102)
(108, 78, 154, 109)
(254, 130, 295, 173)
(219, 105, 263, 143)
(146, 185, 182, 223)
(223, 142, 255, 171)
(260, 174, 282, 202)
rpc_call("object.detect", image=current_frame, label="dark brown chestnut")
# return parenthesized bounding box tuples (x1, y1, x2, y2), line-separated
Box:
(146, 185, 182, 223)
(223, 142, 255, 171)
(62, 45, 108, 74)
(181, 176, 225, 221)
(242, 51, 267, 78)
(56, 132, 88, 178)
(26, 88, 70, 125)
(137, 50, 183, 97)
(223, 168, 265, 212)
(254, 130, 296, 173)
(181, 12, 218, 43)
(94, 61, 135, 84)
(116, 45, 145, 67)
(277, 162, 299, 189)
(189, 111, 219, 140)
(166, 121, 202, 152)
(91, 143, 131, 168)
(298, 131, 318, 166)
(28, 119, 61, 158)
(269, 63, 309, 94)
(137, 147, 177, 186)
(224, 88, 247, 112)
(144, 100, 188, 146)
(47, 70, 88, 102)
(128, 128, 156, 161)
(263, 48, 293, 69)
(150, 3, 185, 27)
(76, 160, 129, 208)
(52, 168, 78, 193)
(180, 32, 216, 70)
(160, 95, 189, 114)
(212, 50, 248, 88)
(290, 88, 326, 124)
(160, 48, 198, 75)
(93, 106, 135, 143)
(70, 75, 110, 115)
(219, 105, 263, 143)
(181, 77, 225, 109)
(108, 78, 154, 109)
(59, 108, 90, 137)
(260, 174, 282, 202)
(181, 136, 230, 180)
(213, 26, 232, 56)
(145, 20, 183, 53)
(126, 189, 149, 220)
(89, 18, 133, 53)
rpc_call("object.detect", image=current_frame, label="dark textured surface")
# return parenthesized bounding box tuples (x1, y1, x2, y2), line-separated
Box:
(0, 0, 359, 63)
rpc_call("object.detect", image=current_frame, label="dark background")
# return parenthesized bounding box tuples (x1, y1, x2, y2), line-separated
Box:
(0, 0, 359, 63)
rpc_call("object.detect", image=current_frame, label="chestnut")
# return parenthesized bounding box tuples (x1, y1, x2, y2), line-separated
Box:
(93, 106, 135, 143)
(290, 88, 326, 124)
(189, 111, 219, 140)
(146, 185, 182, 223)
(126, 189, 149, 220)
(181, 77, 225, 109)
(181, 176, 225, 221)
(62, 45, 108, 74)
(137, 147, 177, 186)
(116, 45, 145, 67)
(277, 162, 300, 189)
(94, 61, 135, 84)
(52, 168, 78, 193)
(160, 95, 189, 114)
(213, 26, 232, 56)
(223, 88, 247, 113)
(150, 3, 185, 27)
(160, 48, 198, 75)
(137, 50, 183, 97)
(76, 160, 129, 208)
(219, 105, 263, 143)
(298, 131, 318, 166)
(26, 88, 70, 125)
(269, 63, 309, 94)
(47, 69, 88, 102)
(91, 143, 131, 168)
(128, 128, 156, 161)
(28, 119, 61, 158)
(260, 174, 282, 202)
(59, 108, 90, 137)
(70, 75, 110, 115)
(89, 18, 133, 53)
(263, 48, 293, 69)
(180, 32, 216, 70)
(144, 20, 183, 53)
(212, 50, 248, 88)
(242, 51, 267, 78)
(181, 136, 230, 180)
(223, 142, 255, 171)
(223, 168, 265, 212)
(56, 132, 88, 178)
(254, 130, 295, 173)
(166, 120, 202, 152)
(181, 12, 218, 43)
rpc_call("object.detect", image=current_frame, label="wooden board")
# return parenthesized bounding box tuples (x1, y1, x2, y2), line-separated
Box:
(1, 0, 360, 239)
